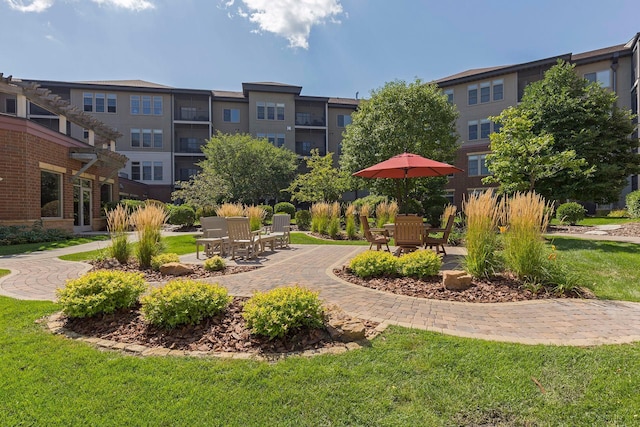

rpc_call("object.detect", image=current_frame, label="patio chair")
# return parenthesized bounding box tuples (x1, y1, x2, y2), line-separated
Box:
(423, 213, 455, 255)
(394, 215, 424, 255)
(196, 216, 228, 258)
(225, 216, 262, 260)
(360, 215, 390, 252)
(267, 213, 291, 248)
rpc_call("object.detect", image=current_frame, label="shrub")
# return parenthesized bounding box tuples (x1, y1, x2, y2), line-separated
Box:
(295, 210, 311, 231)
(345, 203, 358, 240)
(398, 250, 442, 278)
(245, 205, 267, 231)
(607, 209, 629, 218)
(0, 223, 72, 246)
(56, 270, 147, 318)
(120, 199, 145, 213)
(141, 279, 231, 329)
(626, 190, 640, 218)
(150, 253, 180, 271)
(242, 286, 324, 339)
(107, 204, 130, 264)
(555, 202, 586, 225)
(131, 203, 167, 269)
(274, 202, 296, 216)
(203, 255, 226, 271)
(167, 205, 196, 227)
(463, 191, 504, 278)
(311, 202, 330, 234)
(195, 205, 218, 219)
(258, 205, 274, 221)
(349, 250, 398, 278)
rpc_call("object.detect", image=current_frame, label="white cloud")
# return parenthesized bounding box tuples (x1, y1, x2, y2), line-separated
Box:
(225, 0, 344, 49)
(4, 0, 54, 12)
(91, 0, 155, 11)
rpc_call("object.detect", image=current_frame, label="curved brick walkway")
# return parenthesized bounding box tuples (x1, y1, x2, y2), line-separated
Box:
(2, 238, 640, 346)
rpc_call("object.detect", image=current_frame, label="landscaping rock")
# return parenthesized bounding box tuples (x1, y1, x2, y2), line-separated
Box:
(324, 305, 366, 342)
(159, 262, 194, 276)
(442, 270, 473, 291)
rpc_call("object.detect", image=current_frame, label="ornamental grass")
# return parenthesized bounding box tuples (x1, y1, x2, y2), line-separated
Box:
(311, 202, 331, 235)
(462, 191, 504, 278)
(131, 203, 167, 269)
(215, 203, 244, 217)
(245, 205, 267, 231)
(376, 201, 399, 227)
(106, 204, 130, 264)
(345, 203, 358, 240)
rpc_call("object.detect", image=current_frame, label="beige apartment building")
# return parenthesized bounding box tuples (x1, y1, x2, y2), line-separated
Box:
(13, 79, 358, 202)
(437, 32, 640, 209)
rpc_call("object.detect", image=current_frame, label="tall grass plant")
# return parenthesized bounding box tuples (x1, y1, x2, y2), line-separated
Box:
(345, 203, 358, 239)
(462, 191, 504, 278)
(106, 204, 130, 264)
(311, 202, 330, 235)
(215, 203, 244, 217)
(245, 205, 267, 231)
(131, 203, 167, 269)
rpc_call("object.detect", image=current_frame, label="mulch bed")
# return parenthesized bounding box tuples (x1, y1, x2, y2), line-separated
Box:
(334, 267, 593, 303)
(61, 297, 379, 354)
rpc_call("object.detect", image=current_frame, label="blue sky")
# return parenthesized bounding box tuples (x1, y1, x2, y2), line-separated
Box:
(1, 0, 637, 98)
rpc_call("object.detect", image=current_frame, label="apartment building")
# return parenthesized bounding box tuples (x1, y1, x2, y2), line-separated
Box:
(15, 79, 359, 203)
(437, 32, 640, 209)
(0, 74, 126, 232)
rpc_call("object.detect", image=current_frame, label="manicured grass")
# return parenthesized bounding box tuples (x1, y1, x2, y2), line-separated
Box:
(1, 295, 638, 425)
(0, 235, 109, 256)
(550, 217, 639, 226)
(290, 232, 368, 245)
(552, 237, 640, 301)
(59, 234, 199, 261)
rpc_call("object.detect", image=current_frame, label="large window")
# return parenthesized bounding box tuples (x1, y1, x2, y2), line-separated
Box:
(337, 114, 352, 127)
(153, 162, 163, 180)
(584, 70, 611, 88)
(131, 96, 140, 115)
(132, 161, 163, 181)
(153, 130, 163, 148)
(41, 170, 62, 218)
(223, 108, 240, 123)
(131, 95, 162, 115)
(142, 96, 152, 115)
(480, 119, 491, 139)
(468, 85, 478, 105)
(107, 94, 117, 113)
(131, 128, 141, 147)
(493, 79, 504, 101)
(153, 96, 163, 115)
(277, 103, 285, 120)
(257, 102, 284, 121)
(480, 82, 490, 103)
(131, 128, 162, 148)
(84, 92, 116, 113)
(83, 93, 93, 112)
(468, 120, 478, 140)
(142, 161, 152, 180)
(131, 161, 141, 180)
(142, 129, 152, 147)
(95, 93, 105, 113)
(468, 154, 490, 177)
(468, 81, 504, 105)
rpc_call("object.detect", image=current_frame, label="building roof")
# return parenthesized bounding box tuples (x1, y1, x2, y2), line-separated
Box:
(242, 82, 303, 96)
(73, 79, 173, 89)
(328, 97, 360, 107)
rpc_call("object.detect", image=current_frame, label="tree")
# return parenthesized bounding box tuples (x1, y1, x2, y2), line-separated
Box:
(287, 149, 348, 202)
(483, 107, 591, 194)
(340, 79, 459, 211)
(172, 132, 298, 206)
(171, 169, 230, 208)
(517, 60, 638, 203)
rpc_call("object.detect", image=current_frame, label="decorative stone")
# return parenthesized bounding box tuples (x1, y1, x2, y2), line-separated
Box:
(442, 270, 473, 291)
(324, 305, 366, 342)
(159, 262, 194, 276)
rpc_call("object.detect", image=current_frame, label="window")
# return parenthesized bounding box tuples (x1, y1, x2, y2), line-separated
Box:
(468, 154, 490, 176)
(153, 162, 163, 181)
(153, 130, 163, 148)
(493, 79, 504, 101)
(480, 119, 491, 139)
(584, 70, 611, 88)
(142, 129, 152, 147)
(480, 82, 490, 103)
(6, 98, 16, 114)
(107, 94, 117, 113)
(267, 133, 276, 145)
(468, 85, 478, 105)
(131, 162, 141, 180)
(276, 133, 285, 148)
(276, 103, 285, 120)
(131, 129, 141, 147)
(267, 102, 275, 120)
(468, 120, 478, 140)
(142, 96, 151, 115)
(444, 190, 455, 205)
(257, 102, 265, 120)
(100, 183, 112, 207)
(257, 102, 284, 121)
(338, 114, 352, 127)
(142, 161, 152, 181)
(130, 96, 140, 114)
(83, 93, 93, 112)
(181, 107, 196, 120)
(223, 108, 240, 123)
(444, 89, 454, 104)
(493, 121, 503, 133)
(95, 93, 105, 113)
(296, 112, 311, 125)
(41, 171, 62, 218)
(153, 96, 162, 115)
(83, 129, 89, 140)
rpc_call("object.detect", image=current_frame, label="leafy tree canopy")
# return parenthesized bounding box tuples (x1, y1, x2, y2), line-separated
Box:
(516, 60, 637, 203)
(340, 79, 460, 211)
(171, 132, 297, 207)
(287, 149, 348, 203)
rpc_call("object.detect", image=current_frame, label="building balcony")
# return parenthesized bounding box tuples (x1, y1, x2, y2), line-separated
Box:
(295, 141, 325, 157)
(295, 112, 325, 127)
(176, 138, 206, 154)
(174, 107, 210, 121)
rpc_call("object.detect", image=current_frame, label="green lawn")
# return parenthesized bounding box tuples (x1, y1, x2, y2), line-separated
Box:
(0, 295, 638, 426)
(290, 232, 368, 245)
(0, 235, 109, 256)
(550, 237, 640, 301)
(550, 217, 639, 226)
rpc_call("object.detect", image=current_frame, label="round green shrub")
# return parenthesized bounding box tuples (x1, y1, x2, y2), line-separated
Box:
(195, 205, 217, 219)
(398, 250, 442, 278)
(274, 202, 295, 216)
(242, 286, 324, 340)
(258, 205, 274, 221)
(168, 205, 196, 227)
(141, 279, 231, 329)
(555, 202, 586, 225)
(295, 210, 311, 231)
(150, 253, 180, 271)
(626, 190, 640, 218)
(203, 255, 226, 271)
(120, 199, 144, 213)
(56, 270, 147, 318)
(349, 250, 399, 278)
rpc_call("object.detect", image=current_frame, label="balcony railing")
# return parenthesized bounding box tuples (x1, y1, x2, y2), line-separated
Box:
(176, 138, 206, 153)
(295, 112, 325, 126)
(175, 108, 209, 121)
(295, 141, 325, 157)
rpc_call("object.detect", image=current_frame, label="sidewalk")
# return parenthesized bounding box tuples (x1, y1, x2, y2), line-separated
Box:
(1, 233, 640, 346)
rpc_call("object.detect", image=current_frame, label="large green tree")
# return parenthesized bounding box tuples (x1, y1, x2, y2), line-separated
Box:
(513, 60, 637, 203)
(172, 132, 297, 206)
(483, 107, 591, 194)
(287, 149, 348, 202)
(340, 79, 460, 211)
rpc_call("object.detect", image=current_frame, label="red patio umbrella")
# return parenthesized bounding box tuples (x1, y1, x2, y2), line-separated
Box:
(353, 152, 463, 179)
